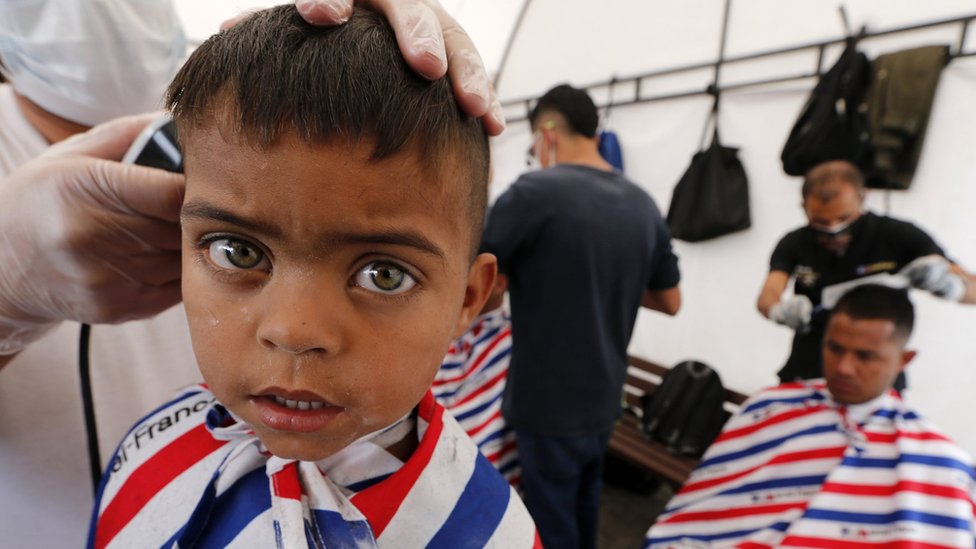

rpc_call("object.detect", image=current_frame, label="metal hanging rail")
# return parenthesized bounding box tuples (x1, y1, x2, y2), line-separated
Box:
(501, 13, 976, 124)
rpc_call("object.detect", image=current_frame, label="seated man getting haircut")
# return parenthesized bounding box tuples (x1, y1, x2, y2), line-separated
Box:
(87, 7, 538, 548)
(434, 273, 519, 485)
(647, 284, 976, 548)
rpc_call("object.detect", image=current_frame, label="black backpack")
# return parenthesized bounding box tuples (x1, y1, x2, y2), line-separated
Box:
(781, 38, 872, 176)
(641, 360, 728, 457)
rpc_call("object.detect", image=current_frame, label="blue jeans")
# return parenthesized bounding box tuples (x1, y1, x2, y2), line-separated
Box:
(515, 428, 613, 549)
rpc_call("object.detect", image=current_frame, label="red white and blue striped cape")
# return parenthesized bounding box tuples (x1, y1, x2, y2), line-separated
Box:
(87, 385, 540, 548)
(434, 308, 519, 485)
(645, 380, 976, 548)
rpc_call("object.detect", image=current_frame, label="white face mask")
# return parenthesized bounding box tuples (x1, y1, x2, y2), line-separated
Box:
(0, 0, 186, 127)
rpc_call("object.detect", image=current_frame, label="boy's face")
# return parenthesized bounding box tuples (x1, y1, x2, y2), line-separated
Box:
(180, 127, 495, 461)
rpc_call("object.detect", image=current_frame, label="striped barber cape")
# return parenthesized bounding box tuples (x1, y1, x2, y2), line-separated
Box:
(645, 380, 976, 548)
(434, 308, 519, 485)
(88, 385, 539, 548)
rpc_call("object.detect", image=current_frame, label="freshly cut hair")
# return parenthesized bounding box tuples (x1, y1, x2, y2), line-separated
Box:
(166, 5, 489, 242)
(832, 284, 914, 341)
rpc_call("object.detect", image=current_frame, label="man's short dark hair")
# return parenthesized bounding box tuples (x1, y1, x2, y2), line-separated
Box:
(831, 284, 915, 342)
(528, 84, 599, 138)
(802, 160, 865, 201)
(165, 6, 489, 252)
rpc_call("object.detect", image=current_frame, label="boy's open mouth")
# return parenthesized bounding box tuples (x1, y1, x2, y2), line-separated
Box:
(255, 387, 331, 405)
(252, 390, 345, 433)
(272, 395, 326, 410)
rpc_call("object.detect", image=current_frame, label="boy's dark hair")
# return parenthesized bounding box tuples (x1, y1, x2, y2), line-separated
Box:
(166, 6, 489, 252)
(529, 84, 599, 138)
(831, 284, 915, 342)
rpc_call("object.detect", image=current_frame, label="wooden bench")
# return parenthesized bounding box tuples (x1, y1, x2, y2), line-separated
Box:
(607, 355, 749, 488)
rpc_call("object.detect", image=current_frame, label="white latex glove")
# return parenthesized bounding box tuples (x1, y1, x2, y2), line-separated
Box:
(0, 114, 185, 354)
(900, 255, 966, 302)
(768, 295, 814, 331)
(292, 0, 504, 135)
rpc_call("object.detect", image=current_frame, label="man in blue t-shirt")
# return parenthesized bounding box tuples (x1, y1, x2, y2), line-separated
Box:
(481, 84, 681, 549)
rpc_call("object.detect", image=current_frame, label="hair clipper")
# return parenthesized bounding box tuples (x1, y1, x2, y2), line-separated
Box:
(121, 115, 183, 173)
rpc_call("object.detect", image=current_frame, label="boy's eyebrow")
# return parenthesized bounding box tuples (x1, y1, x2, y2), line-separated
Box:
(181, 202, 282, 239)
(329, 231, 445, 259)
(181, 201, 445, 259)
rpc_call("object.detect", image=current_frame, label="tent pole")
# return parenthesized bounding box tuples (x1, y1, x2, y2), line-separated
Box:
(492, 0, 533, 94)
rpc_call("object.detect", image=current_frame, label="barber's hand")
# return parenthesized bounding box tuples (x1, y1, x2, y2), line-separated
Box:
(768, 295, 813, 331)
(294, 0, 504, 135)
(900, 255, 966, 302)
(0, 114, 185, 354)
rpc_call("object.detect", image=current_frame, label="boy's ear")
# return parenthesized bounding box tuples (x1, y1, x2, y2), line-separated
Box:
(454, 253, 497, 338)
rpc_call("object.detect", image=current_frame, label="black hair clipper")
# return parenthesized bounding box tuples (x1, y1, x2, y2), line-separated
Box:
(121, 115, 183, 173)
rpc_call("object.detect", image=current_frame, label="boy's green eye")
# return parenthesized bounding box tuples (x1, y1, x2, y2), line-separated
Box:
(356, 261, 417, 295)
(208, 238, 267, 270)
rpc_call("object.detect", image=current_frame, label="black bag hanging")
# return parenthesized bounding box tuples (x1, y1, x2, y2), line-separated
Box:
(667, 101, 751, 242)
(781, 36, 872, 176)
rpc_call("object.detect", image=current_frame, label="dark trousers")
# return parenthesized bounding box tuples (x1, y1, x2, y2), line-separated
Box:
(515, 428, 613, 549)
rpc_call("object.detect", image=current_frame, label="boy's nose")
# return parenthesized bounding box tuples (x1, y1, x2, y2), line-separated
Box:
(255, 275, 342, 356)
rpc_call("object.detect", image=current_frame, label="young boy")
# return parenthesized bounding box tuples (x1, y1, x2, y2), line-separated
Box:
(87, 7, 538, 548)
(434, 274, 520, 485)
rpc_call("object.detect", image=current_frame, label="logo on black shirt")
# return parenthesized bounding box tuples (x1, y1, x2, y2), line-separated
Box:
(795, 266, 820, 287)
(855, 261, 897, 276)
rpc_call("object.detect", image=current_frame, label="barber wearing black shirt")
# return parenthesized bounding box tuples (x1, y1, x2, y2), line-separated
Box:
(757, 160, 976, 386)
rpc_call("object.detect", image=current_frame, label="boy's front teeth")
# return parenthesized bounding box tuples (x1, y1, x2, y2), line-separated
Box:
(273, 395, 325, 410)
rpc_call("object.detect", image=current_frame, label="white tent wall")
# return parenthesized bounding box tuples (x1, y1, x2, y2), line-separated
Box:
(491, 1, 976, 454)
(172, 2, 976, 452)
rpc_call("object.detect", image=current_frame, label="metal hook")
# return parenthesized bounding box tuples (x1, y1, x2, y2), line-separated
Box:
(838, 4, 852, 37)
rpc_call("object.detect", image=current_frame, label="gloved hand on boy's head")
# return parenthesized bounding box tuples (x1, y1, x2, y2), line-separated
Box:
(293, 0, 505, 135)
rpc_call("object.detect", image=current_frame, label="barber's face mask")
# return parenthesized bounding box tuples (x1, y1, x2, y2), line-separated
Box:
(0, 0, 186, 127)
(811, 217, 858, 254)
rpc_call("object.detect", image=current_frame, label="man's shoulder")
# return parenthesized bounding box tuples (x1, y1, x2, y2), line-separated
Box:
(868, 211, 930, 235)
(881, 397, 976, 469)
(507, 166, 654, 206)
(734, 381, 827, 419)
(507, 166, 575, 195)
(776, 224, 813, 247)
(514, 164, 630, 187)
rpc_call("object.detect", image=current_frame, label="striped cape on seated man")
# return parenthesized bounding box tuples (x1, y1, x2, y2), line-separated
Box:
(434, 305, 520, 485)
(88, 386, 539, 549)
(646, 285, 976, 548)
